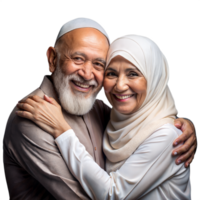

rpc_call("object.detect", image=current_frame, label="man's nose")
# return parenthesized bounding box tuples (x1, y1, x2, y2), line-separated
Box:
(115, 76, 129, 92)
(78, 61, 94, 80)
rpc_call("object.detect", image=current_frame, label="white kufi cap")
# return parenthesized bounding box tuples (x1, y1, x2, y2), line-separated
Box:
(56, 18, 109, 43)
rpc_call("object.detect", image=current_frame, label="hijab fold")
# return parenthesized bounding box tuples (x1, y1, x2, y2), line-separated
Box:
(103, 35, 177, 173)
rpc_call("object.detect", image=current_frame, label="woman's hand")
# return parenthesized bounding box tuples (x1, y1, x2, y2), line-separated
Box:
(16, 95, 71, 138)
(173, 118, 197, 168)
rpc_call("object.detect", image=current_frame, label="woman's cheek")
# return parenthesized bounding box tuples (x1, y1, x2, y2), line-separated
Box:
(131, 78, 147, 93)
(103, 78, 114, 93)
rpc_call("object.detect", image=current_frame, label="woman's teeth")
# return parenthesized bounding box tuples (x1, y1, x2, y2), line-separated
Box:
(115, 94, 133, 100)
(74, 81, 90, 88)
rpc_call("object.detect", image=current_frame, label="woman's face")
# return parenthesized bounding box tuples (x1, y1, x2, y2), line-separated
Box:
(104, 56, 147, 115)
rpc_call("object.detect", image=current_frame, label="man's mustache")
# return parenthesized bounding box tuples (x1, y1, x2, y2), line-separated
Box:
(67, 74, 98, 87)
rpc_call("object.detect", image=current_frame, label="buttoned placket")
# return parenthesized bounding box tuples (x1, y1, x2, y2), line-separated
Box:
(82, 114, 100, 166)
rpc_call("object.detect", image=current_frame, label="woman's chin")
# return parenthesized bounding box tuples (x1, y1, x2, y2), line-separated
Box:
(115, 107, 134, 115)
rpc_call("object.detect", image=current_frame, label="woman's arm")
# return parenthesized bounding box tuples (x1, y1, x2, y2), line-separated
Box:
(55, 124, 188, 200)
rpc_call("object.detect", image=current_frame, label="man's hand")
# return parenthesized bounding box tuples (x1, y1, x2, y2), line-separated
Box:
(173, 118, 197, 168)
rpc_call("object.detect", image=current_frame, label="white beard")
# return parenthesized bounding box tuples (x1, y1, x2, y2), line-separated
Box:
(52, 66, 99, 115)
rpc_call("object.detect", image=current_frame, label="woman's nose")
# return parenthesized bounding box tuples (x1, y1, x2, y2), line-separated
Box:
(78, 61, 94, 80)
(115, 77, 129, 92)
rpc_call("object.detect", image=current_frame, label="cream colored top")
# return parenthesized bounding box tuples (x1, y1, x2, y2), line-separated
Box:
(55, 124, 191, 200)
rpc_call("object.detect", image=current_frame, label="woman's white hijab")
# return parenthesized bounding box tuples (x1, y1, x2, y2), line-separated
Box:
(103, 35, 178, 173)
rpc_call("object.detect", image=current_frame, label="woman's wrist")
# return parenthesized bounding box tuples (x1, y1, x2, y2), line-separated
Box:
(54, 122, 71, 139)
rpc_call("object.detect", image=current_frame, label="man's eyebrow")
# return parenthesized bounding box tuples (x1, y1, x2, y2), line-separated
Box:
(71, 51, 87, 57)
(70, 52, 106, 66)
(95, 58, 106, 66)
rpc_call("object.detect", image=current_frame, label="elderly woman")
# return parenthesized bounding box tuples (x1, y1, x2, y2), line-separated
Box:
(17, 35, 191, 199)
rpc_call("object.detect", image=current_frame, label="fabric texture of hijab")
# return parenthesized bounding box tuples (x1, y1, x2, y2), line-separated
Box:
(56, 18, 109, 43)
(103, 35, 178, 173)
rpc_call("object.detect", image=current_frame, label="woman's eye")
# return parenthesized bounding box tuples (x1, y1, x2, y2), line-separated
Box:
(106, 72, 116, 76)
(129, 72, 138, 77)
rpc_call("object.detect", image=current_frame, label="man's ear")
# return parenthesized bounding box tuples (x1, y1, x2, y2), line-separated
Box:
(46, 47, 57, 73)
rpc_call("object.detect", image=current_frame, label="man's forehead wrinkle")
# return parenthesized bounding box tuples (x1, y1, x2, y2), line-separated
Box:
(69, 28, 108, 46)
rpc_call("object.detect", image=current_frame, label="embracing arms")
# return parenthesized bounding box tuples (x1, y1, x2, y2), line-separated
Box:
(16, 95, 197, 167)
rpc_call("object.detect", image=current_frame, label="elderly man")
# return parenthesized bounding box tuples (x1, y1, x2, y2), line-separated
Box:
(4, 18, 196, 200)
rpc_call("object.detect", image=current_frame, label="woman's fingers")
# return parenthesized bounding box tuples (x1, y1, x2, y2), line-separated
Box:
(44, 95, 52, 103)
(27, 95, 59, 108)
(17, 96, 47, 121)
(19, 95, 59, 110)
(30, 95, 44, 103)
(16, 110, 54, 136)
(17, 102, 34, 113)
(19, 99, 39, 112)
(19, 96, 44, 109)
(16, 110, 34, 120)
(17, 94, 69, 138)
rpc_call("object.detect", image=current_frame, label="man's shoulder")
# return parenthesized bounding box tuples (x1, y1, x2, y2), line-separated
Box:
(4, 87, 55, 149)
(19, 87, 45, 102)
(5, 87, 42, 125)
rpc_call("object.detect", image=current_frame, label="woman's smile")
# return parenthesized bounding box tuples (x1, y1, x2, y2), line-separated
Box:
(104, 55, 147, 115)
(113, 93, 136, 102)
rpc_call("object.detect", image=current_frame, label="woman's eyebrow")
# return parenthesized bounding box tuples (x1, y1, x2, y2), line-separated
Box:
(125, 67, 141, 73)
(106, 67, 118, 72)
(106, 67, 141, 73)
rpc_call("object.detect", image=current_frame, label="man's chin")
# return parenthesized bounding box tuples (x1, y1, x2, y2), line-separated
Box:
(63, 107, 92, 116)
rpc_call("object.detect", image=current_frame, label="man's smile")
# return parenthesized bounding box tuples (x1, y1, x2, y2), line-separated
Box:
(71, 80, 92, 92)
(73, 81, 90, 89)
